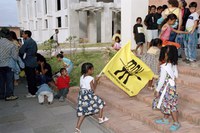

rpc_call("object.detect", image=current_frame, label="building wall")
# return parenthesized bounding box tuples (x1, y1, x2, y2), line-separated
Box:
(0, 27, 21, 38)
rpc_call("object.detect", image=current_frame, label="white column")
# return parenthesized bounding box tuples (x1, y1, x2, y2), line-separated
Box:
(101, 4, 112, 43)
(87, 12, 97, 43)
(121, 0, 148, 49)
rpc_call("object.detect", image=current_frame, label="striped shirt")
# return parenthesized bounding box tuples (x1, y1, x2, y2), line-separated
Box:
(0, 38, 18, 67)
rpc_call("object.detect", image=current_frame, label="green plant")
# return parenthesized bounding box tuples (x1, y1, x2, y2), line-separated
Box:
(66, 36, 78, 60)
(42, 39, 56, 58)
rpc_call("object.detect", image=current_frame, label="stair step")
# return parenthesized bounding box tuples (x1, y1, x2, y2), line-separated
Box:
(99, 80, 200, 126)
(178, 66, 200, 78)
(177, 74, 200, 91)
(96, 84, 200, 132)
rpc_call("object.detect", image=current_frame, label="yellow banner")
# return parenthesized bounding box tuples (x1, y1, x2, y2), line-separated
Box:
(102, 42, 154, 96)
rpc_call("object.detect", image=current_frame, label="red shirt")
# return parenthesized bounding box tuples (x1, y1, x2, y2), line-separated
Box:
(55, 75, 70, 90)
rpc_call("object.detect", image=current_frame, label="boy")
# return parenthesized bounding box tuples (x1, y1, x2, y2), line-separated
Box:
(184, 2, 199, 63)
(133, 17, 145, 55)
(54, 68, 70, 102)
(36, 83, 53, 104)
(144, 5, 159, 49)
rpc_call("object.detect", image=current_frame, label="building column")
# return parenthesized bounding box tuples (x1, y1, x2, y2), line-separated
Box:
(101, 5, 112, 43)
(87, 12, 97, 43)
(121, 0, 148, 49)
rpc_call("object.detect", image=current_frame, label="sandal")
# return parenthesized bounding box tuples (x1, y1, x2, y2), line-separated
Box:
(75, 128, 81, 133)
(170, 122, 181, 131)
(155, 118, 169, 125)
(99, 117, 109, 124)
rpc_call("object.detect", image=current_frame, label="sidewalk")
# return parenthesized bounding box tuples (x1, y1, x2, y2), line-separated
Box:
(0, 79, 112, 133)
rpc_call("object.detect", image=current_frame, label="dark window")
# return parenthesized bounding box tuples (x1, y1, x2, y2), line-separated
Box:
(45, 19, 48, 28)
(57, 17, 62, 28)
(79, 0, 87, 2)
(97, 0, 114, 2)
(57, 0, 61, 11)
(44, 0, 47, 14)
(34, 1, 37, 17)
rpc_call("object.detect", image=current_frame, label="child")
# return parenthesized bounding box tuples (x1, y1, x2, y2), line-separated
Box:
(112, 36, 121, 51)
(75, 63, 108, 133)
(152, 45, 180, 131)
(184, 2, 199, 63)
(133, 17, 145, 55)
(57, 52, 73, 75)
(160, 14, 188, 48)
(54, 68, 70, 102)
(36, 83, 53, 104)
(141, 38, 162, 90)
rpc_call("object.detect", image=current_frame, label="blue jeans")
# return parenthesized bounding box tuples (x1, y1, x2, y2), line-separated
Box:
(0, 67, 14, 99)
(176, 34, 184, 56)
(184, 30, 198, 61)
(55, 88, 69, 98)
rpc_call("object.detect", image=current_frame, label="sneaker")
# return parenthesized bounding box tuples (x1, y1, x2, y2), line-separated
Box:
(48, 102, 52, 105)
(155, 118, 170, 125)
(170, 122, 181, 131)
(5, 96, 18, 101)
(75, 128, 81, 133)
(26, 93, 36, 98)
(99, 117, 109, 124)
(59, 96, 64, 102)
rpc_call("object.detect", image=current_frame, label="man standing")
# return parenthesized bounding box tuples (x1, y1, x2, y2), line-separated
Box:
(0, 28, 18, 101)
(19, 30, 38, 98)
(144, 5, 159, 49)
(51, 29, 60, 56)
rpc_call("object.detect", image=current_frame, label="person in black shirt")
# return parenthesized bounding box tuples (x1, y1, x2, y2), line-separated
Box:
(36, 54, 53, 85)
(144, 5, 159, 49)
(133, 17, 145, 55)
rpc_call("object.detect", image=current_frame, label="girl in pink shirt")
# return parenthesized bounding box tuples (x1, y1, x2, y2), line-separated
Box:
(160, 14, 188, 48)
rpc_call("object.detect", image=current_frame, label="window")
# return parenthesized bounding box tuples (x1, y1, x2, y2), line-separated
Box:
(44, 0, 47, 14)
(79, 0, 87, 2)
(57, 17, 62, 27)
(35, 21, 38, 30)
(45, 19, 48, 28)
(97, 0, 114, 2)
(65, 15, 68, 27)
(57, 0, 61, 11)
(34, 1, 37, 17)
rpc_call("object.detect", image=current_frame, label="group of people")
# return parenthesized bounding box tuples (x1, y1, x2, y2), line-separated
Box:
(134, 0, 199, 64)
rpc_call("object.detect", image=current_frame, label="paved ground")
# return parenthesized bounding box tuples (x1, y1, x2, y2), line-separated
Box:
(0, 79, 112, 133)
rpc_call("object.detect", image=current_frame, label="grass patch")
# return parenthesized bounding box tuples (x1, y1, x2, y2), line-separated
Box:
(38, 42, 112, 50)
(47, 49, 116, 86)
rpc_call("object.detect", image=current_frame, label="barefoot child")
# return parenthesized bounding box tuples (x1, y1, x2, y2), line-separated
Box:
(75, 63, 108, 133)
(152, 45, 180, 131)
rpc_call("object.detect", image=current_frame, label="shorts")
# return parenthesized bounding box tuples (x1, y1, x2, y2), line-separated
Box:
(147, 30, 158, 42)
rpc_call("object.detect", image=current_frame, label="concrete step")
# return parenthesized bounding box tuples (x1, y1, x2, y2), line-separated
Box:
(177, 74, 200, 91)
(178, 65, 200, 78)
(96, 83, 200, 133)
(68, 87, 158, 133)
(99, 79, 200, 126)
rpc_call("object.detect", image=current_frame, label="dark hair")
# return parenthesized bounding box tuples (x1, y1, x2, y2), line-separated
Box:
(136, 17, 142, 22)
(57, 53, 64, 58)
(162, 5, 168, 10)
(116, 30, 121, 34)
(161, 14, 177, 27)
(115, 36, 121, 43)
(24, 30, 32, 37)
(150, 38, 163, 47)
(159, 45, 178, 65)
(81, 62, 94, 75)
(0, 28, 11, 40)
(157, 6, 163, 11)
(37, 53, 46, 63)
(60, 68, 66, 73)
(10, 31, 18, 41)
(189, 2, 197, 8)
(150, 5, 156, 10)
(168, 0, 179, 7)
(180, 0, 187, 8)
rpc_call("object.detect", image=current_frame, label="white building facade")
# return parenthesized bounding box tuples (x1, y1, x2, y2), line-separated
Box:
(17, 0, 121, 44)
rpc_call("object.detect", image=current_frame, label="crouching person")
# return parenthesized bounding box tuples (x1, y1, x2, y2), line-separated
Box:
(36, 84, 53, 104)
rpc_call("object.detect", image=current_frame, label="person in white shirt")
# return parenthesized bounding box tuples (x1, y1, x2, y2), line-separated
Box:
(75, 63, 109, 133)
(184, 2, 199, 63)
(153, 45, 180, 131)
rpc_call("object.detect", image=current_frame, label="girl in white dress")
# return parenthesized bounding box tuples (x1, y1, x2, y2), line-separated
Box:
(75, 63, 109, 133)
